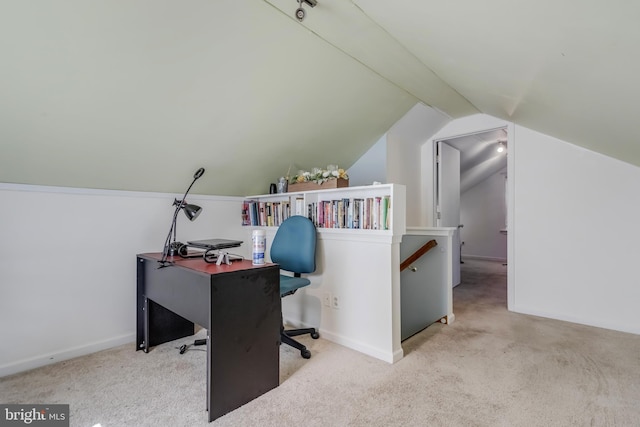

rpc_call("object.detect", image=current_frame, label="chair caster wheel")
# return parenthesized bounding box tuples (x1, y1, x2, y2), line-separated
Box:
(311, 331, 320, 339)
(301, 349, 311, 359)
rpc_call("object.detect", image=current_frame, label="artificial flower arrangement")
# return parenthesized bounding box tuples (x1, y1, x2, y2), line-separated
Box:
(290, 164, 349, 185)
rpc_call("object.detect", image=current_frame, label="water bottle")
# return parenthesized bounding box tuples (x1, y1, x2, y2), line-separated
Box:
(252, 229, 266, 265)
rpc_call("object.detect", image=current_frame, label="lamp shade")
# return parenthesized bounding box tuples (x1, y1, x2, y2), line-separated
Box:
(183, 203, 202, 221)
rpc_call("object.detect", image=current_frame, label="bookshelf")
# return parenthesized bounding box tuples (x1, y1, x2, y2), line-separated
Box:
(241, 183, 407, 364)
(243, 183, 405, 237)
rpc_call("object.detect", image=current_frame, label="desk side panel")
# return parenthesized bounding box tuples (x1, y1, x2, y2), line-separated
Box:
(209, 265, 281, 420)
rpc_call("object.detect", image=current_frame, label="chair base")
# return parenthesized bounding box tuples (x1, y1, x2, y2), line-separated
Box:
(281, 327, 320, 359)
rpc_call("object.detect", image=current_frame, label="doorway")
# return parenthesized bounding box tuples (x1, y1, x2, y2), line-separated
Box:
(434, 128, 508, 294)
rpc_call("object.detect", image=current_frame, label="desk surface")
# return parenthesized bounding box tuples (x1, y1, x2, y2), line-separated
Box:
(138, 252, 276, 275)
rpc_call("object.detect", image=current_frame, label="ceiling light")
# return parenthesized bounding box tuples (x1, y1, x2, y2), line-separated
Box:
(497, 142, 506, 153)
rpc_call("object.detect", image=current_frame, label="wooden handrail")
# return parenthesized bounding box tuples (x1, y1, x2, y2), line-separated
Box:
(400, 239, 438, 272)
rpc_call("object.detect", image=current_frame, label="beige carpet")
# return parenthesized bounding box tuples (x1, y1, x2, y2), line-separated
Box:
(2, 259, 640, 426)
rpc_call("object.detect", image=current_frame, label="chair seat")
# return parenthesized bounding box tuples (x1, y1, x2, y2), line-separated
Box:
(279, 274, 311, 297)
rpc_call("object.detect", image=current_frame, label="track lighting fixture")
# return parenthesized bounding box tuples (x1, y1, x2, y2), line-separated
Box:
(295, 0, 317, 22)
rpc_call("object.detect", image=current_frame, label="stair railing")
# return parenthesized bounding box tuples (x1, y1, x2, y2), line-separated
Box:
(400, 239, 438, 272)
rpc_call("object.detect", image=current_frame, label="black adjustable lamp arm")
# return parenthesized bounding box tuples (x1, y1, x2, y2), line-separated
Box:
(161, 202, 183, 260)
(160, 168, 205, 265)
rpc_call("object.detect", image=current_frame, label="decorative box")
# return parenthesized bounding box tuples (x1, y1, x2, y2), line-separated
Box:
(288, 178, 349, 192)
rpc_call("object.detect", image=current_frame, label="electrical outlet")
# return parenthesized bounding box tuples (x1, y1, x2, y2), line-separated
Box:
(332, 295, 339, 310)
(323, 292, 331, 307)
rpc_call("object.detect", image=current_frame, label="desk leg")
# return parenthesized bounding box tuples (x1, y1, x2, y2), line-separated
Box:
(206, 332, 211, 413)
(143, 297, 150, 353)
(136, 257, 146, 352)
(206, 267, 280, 422)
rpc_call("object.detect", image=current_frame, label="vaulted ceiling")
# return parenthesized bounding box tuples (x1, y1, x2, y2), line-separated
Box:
(353, 0, 640, 164)
(1, 1, 638, 196)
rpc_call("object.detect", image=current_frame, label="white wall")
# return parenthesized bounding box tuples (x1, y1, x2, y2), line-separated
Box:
(386, 103, 449, 227)
(296, 234, 403, 363)
(0, 184, 248, 376)
(347, 134, 387, 187)
(460, 169, 507, 261)
(420, 113, 640, 336)
(512, 126, 640, 334)
(349, 102, 450, 227)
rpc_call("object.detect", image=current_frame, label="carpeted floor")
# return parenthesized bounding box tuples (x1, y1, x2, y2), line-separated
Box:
(2, 259, 640, 426)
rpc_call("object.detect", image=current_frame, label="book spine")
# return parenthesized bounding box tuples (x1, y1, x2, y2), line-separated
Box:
(372, 197, 379, 230)
(241, 200, 250, 226)
(266, 202, 273, 227)
(381, 196, 389, 230)
(259, 202, 266, 226)
(295, 197, 304, 216)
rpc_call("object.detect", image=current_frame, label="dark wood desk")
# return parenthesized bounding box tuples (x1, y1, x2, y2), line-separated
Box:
(136, 253, 281, 422)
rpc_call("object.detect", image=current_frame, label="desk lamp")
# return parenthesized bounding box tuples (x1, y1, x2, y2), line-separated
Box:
(159, 167, 205, 266)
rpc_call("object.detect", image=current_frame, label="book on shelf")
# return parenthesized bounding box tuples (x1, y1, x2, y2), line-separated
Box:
(242, 199, 296, 226)
(295, 197, 305, 216)
(242, 194, 392, 230)
(305, 195, 391, 230)
(372, 197, 380, 230)
(241, 200, 251, 226)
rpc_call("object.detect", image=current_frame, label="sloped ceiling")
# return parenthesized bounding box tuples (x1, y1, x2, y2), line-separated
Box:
(354, 0, 640, 165)
(441, 129, 508, 193)
(2, 1, 638, 196)
(0, 1, 429, 195)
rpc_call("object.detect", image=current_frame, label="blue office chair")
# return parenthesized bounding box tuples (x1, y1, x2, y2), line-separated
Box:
(270, 215, 319, 359)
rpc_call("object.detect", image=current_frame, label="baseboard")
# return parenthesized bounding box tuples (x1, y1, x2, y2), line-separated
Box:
(511, 305, 640, 337)
(0, 333, 135, 378)
(462, 254, 507, 263)
(318, 329, 403, 363)
(284, 317, 402, 363)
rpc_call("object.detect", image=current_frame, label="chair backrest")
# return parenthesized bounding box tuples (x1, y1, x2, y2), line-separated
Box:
(270, 216, 316, 274)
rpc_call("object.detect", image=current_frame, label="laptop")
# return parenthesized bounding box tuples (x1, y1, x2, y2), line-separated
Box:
(186, 238, 243, 250)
